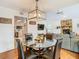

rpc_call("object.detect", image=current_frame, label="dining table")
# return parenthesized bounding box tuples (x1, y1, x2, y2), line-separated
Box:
(23, 39, 57, 59)
(23, 39, 56, 49)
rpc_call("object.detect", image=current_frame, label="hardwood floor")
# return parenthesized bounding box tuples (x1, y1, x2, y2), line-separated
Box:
(0, 49, 79, 59)
(0, 49, 18, 59)
(60, 49, 79, 59)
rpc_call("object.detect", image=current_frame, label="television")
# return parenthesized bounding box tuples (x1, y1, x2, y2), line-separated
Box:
(38, 24, 44, 30)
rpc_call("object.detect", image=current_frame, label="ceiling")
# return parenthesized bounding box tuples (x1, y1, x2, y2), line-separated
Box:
(0, 0, 79, 12)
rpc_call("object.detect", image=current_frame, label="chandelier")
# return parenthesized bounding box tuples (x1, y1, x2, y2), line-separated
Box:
(28, 0, 46, 20)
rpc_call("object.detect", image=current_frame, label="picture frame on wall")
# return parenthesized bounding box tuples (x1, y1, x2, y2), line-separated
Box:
(29, 21, 36, 25)
(0, 17, 12, 24)
(38, 24, 44, 30)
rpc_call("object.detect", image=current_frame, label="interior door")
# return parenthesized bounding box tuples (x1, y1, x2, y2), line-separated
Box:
(0, 24, 14, 53)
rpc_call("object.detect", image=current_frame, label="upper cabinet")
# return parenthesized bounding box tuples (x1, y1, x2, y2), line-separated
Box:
(61, 19, 72, 34)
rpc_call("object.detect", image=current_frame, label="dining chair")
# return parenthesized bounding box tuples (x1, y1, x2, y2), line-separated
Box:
(16, 39, 38, 59)
(52, 39, 62, 59)
(46, 33, 53, 40)
(45, 33, 53, 51)
(16, 39, 26, 59)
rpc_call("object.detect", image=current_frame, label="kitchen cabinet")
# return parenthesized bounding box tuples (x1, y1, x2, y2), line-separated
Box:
(62, 34, 79, 52)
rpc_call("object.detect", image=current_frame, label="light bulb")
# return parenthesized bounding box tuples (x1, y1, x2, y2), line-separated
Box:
(38, 14, 41, 17)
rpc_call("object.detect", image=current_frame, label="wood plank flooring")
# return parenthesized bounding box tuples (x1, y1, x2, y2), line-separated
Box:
(0, 49, 18, 59)
(0, 49, 79, 59)
(60, 49, 79, 59)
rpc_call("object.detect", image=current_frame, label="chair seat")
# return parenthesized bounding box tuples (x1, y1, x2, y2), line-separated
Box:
(27, 55, 37, 59)
(27, 54, 49, 59)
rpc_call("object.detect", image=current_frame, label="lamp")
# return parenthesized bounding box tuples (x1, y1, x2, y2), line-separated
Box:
(28, 0, 46, 20)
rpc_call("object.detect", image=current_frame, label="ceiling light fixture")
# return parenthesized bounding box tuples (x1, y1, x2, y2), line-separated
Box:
(28, 0, 46, 20)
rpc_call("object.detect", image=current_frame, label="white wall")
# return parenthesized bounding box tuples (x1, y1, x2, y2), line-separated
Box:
(46, 4, 79, 34)
(27, 4, 79, 41)
(59, 4, 79, 33)
(27, 11, 61, 41)
(0, 6, 27, 53)
(27, 10, 62, 40)
(0, 24, 14, 53)
(27, 19, 47, 41)
(46, 12, 61, 33)
(27, 20, 37, 40)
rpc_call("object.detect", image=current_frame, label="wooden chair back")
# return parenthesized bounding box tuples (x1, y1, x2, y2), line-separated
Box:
(52, 39, 62, 59)
(16, 39, 26, 59)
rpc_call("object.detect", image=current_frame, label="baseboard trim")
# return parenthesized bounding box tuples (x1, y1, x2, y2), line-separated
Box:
(0, 48, 17, 54)
(62, 48, 79, 54)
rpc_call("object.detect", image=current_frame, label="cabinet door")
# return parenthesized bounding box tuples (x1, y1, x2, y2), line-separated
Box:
(62, 35, 71, 50)
(62, 34, 79, 52)
(71, 37, 79, 52)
